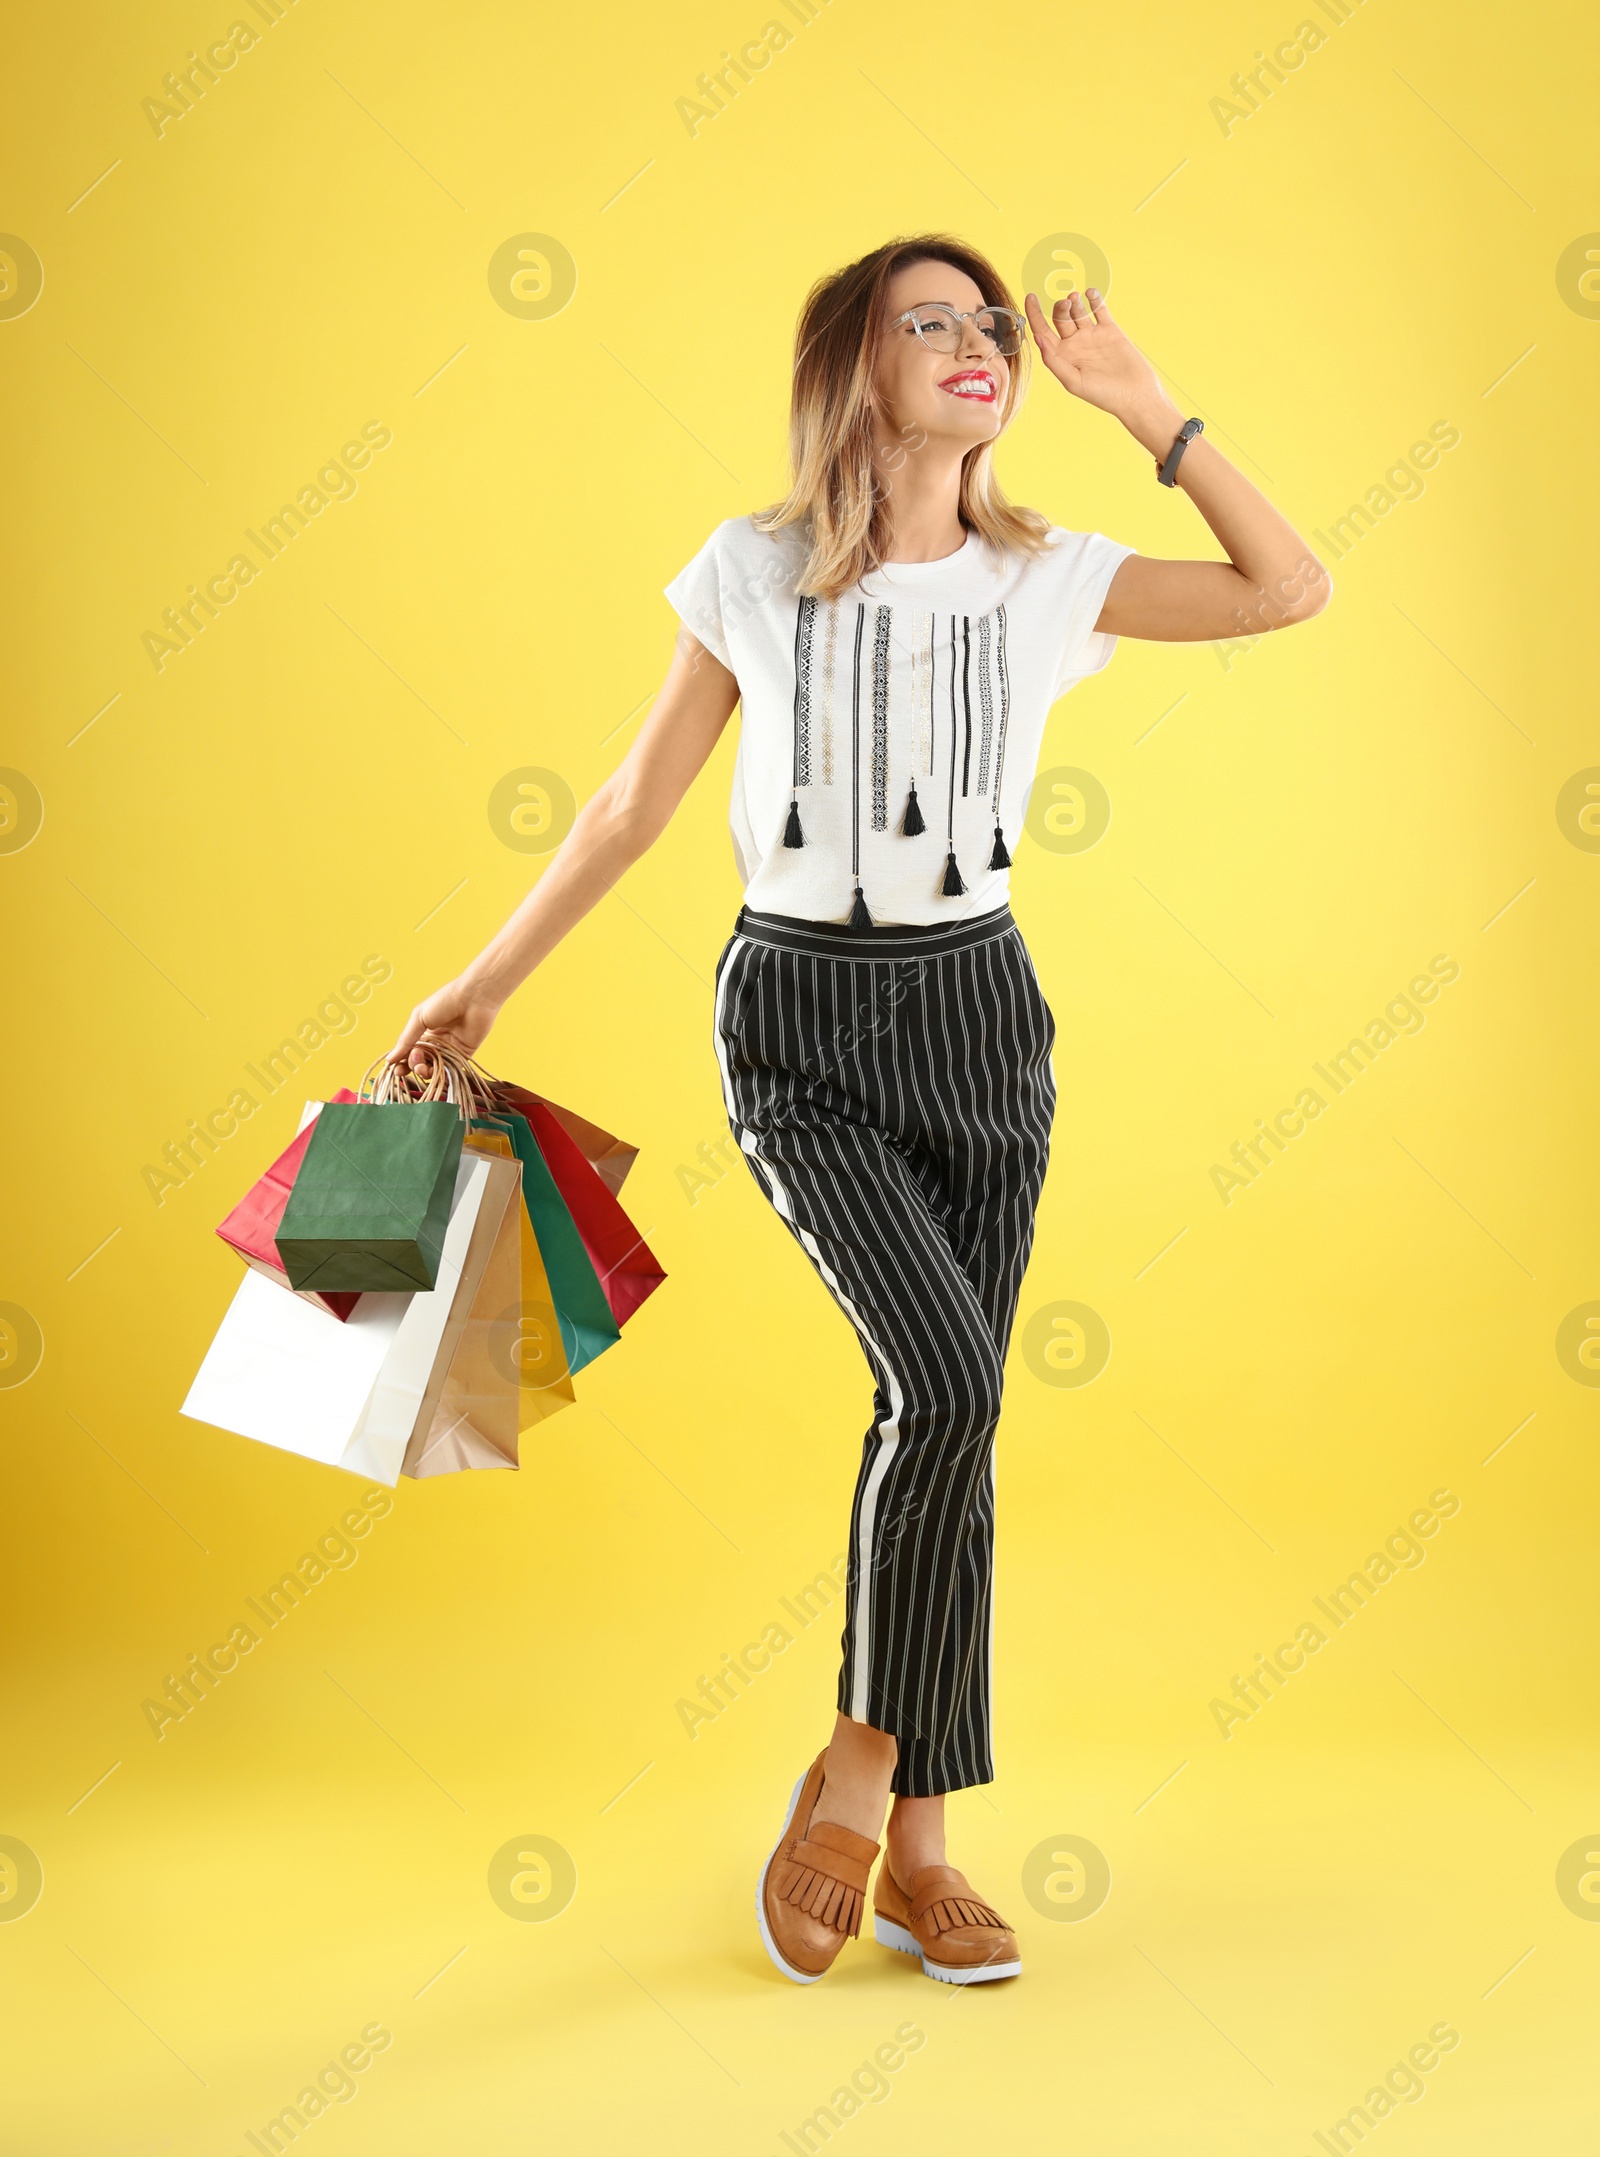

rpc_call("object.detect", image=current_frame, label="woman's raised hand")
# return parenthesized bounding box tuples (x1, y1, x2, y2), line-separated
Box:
(387, 976, 503, 1072)
(1023, 287, 1170, 423)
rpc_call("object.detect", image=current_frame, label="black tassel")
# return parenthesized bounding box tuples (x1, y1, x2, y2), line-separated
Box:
(783, 797, 805, 848)
(900, 783, 925, 836)
(847, 883, 873, 931)
(988, 821, 1011, 870)
(941, 850, 966, 897)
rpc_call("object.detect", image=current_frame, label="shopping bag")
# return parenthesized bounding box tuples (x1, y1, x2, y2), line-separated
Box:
(182, 1145, 499, 1483)
(491, 1080, 665, 1328)
(385, 1039, 657, 1375)
(345, 1053, 581, 1439)
(275, 1087, 466, 1293)
(520, 1092, 638, 1198)
(214, 1090, 362, 1321)
(401, 1132, 540, 1476)
(180, 1268, 409, 1470)
(458, 1128, 578, 1435)
(342, 1149, 514, 1481)
(472, 1109, 620, 1377)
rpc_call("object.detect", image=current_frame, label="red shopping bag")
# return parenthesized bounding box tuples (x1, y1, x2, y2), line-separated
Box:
(490, 1080, 664, 1327)
(215, 1089, 362, 1321)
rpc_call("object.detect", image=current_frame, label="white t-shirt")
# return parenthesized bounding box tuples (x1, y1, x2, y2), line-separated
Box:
(665, 514, 1136, 926)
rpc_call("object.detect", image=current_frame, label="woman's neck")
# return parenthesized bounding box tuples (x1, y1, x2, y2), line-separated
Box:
(876, 431, 968, 563)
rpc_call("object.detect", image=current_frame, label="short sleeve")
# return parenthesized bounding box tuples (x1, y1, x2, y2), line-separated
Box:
(664, 524, 734, 670)
(1050, 530, 1138, 697)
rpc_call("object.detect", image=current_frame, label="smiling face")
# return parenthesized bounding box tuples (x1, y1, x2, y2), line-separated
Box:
(871, 257, 1011, 455)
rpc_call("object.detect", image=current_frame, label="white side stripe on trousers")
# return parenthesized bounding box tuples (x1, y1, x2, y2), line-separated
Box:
(711, 938, 904, 1723)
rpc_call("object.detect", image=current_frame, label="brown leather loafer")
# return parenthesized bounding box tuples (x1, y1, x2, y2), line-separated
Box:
(873, 1860, 1022, 1984)
(757, 1751, 881, 1984)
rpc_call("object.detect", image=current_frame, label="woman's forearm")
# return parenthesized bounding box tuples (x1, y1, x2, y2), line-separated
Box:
(1118, 391, 1328, 630)
(388, 631, 741, 1065)
(465, 777, 662, 1009)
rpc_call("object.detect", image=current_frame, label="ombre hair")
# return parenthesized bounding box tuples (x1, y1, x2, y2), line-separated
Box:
(754, 233, 1052, 600)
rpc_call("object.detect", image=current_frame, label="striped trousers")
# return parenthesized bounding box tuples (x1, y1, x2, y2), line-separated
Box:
(712, 903, 1056, 1797)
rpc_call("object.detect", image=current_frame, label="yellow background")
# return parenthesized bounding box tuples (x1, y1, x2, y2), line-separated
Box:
(3, 0, 1595, 2149)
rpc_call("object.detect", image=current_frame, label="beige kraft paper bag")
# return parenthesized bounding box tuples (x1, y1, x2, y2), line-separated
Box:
(338, 1150, 508, 1481)
(400, 1130, 530, 1479)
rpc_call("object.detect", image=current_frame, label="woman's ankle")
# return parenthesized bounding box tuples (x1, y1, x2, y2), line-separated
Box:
(884, 1794, 947, 1879)
(813, 1771, 890, 1843)
(809, 1713, 896, 1843)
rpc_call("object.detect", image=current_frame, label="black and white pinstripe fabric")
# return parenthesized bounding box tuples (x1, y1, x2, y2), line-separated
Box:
(712, 901, 1056, 1796)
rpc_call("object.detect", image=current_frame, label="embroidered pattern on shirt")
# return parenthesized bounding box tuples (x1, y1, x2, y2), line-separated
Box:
(945, 616, 960, 838)
(870, 604, 893, 831)
(781, 582, 1025, 910)
(975, 613, 995, 794)
(792, 594, 819, 789)
(990, 603, 1012, 811)
(849, 604, 866, 879)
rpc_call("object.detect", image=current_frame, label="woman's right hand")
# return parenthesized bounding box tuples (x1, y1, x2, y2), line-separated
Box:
(387, 975, 504, 1071)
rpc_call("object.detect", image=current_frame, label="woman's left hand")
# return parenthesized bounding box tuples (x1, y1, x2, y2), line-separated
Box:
(1024, 287, 1171, 426)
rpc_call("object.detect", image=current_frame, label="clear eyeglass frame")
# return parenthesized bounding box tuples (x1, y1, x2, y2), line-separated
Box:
(889, 302, 1025, 357)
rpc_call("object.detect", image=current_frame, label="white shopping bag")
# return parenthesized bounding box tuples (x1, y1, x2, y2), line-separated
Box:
(182, 1150, 499, 1483)
(180, 1271, 409, 1469)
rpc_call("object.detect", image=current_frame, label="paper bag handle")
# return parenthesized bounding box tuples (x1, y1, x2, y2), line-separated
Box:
(357, 1045, 492, 1120)
(403, 1037, 504, 1115)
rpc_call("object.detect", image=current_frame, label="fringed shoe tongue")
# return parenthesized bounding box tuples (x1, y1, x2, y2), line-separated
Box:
(778, 1822, 881, 1939)
(908, 1866, 1008, 1937)
(783, 1867, 864, 1938)
(920, 1890, 1007, 1935)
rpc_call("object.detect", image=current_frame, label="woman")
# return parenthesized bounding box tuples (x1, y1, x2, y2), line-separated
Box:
(388, 233, 1329, 1989)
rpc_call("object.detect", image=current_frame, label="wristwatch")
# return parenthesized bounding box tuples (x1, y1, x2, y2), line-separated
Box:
(1157, 417, 1204, 486)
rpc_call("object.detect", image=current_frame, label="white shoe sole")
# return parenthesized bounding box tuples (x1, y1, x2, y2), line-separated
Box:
(874, 1914, 1022, 1984)
(756, 1772, 823, 1985)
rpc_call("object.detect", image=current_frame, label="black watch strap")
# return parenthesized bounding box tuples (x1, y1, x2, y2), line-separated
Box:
(1156, 417, 1204, 486)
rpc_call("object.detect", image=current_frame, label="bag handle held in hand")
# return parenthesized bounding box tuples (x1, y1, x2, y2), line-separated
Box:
(413, 1040, 496, 1120)
(357, 1043, 493, 1120)
(408, 1036, 507, 1117)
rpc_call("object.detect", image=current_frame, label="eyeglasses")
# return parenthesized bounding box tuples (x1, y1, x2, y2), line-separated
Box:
(889, 302, 1024, 358)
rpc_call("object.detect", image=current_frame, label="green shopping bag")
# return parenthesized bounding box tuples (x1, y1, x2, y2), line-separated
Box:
(471, 1114, 620, 1375)
(275, 1100, 466, 1293)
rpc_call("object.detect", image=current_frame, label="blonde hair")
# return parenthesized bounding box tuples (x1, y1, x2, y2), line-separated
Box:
(754, 233, 1051, 601)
